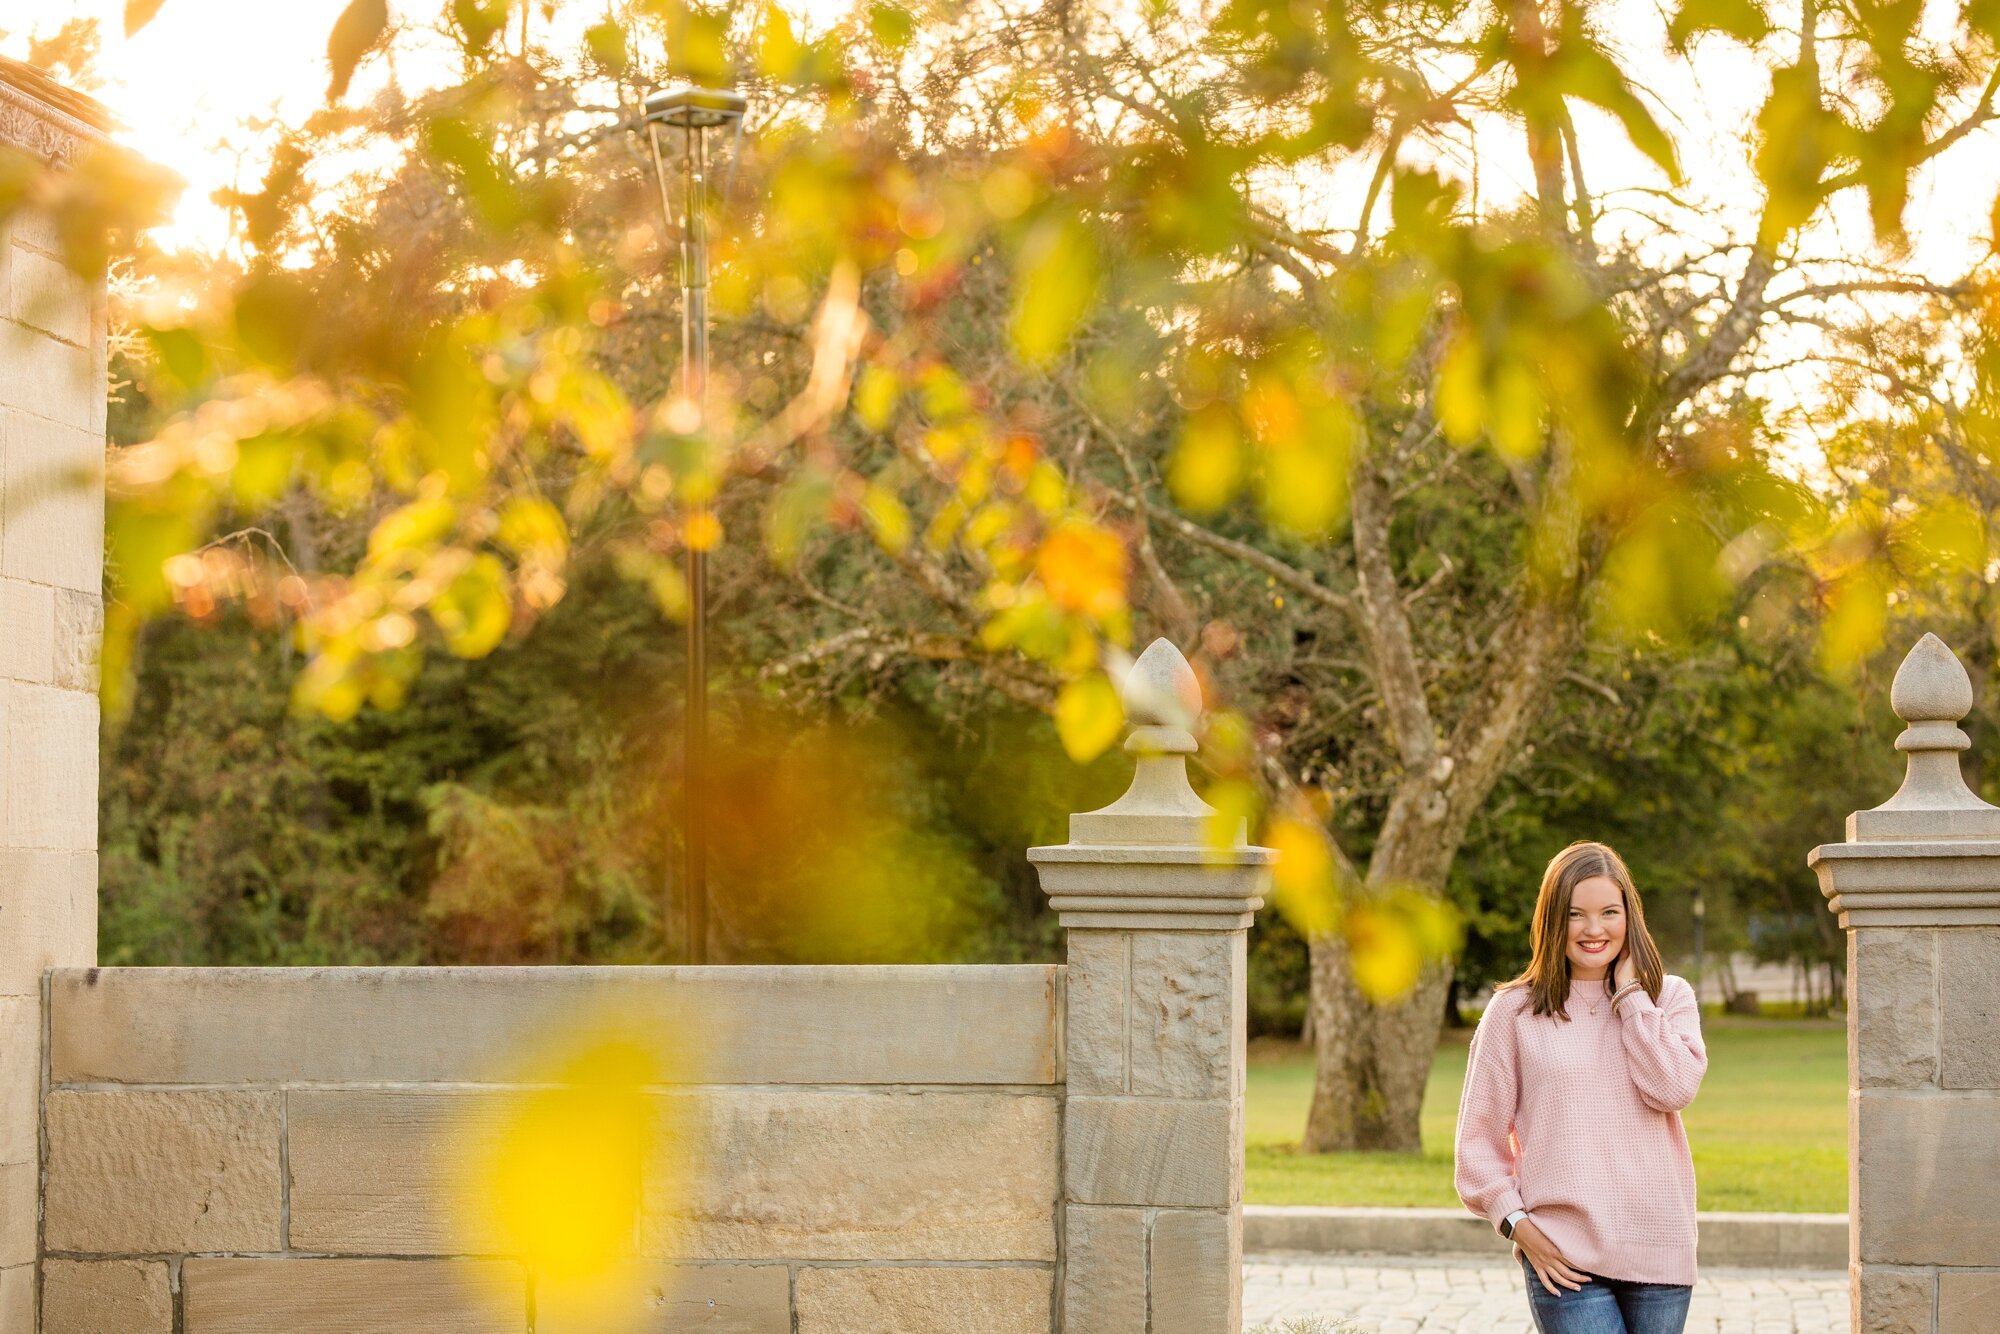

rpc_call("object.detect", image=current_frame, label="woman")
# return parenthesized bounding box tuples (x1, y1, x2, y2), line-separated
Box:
(1453, 840, 1708, 1334)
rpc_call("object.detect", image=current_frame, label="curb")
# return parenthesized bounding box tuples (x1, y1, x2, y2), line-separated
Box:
(1244, 1206, 1848, 1270)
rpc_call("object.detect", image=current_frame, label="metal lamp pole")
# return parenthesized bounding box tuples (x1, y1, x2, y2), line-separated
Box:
(640, 86, 746, 965)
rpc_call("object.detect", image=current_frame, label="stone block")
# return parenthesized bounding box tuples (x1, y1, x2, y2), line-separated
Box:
(50, 964, 1059, 1086)
(1856, 1265, 1935, 1334)
(182, 1258, 526, 1333)
(1857, 1092, 2000, 1265)
(11, 245, 91, 346)
(1940, 929, 2000, 1089)
(53, 587, 100, 690)
(0, 408, 102, 591)
(1129, 933, 1238, 1098)
(43, 1259, 172, 1334)
(0, 848, 96, 994)
(645, 1088, 1059, 1261)
(1696, 1214, 1782, 1268)
(1850, 928, 1937, 1088)
(793, 1266, 1049, 1334)
(535, 1263, 790, 1333)
(1941, 1269, 2000, 1333)
(1065, 1097, 1234, 1208)
(1063, 1205, 1146, 1333)
(0, 1265, 29, 1334)
(0, 1162, 34, 1267)
(1150, 1209, 1238, 1331)
(9, 209, 62, 256)
(0, 578, 53, 682)
(4, 681, 98, 850)
(0, 997, 37, 1164)
(1065, 931, 1127, 1093)
(0, 326, 99, 432)
(286, 1088, 515, 1254)
(45, 1090, 282, 1253)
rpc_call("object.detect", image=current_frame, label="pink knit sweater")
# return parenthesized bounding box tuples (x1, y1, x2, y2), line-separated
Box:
(1453, 974, 1707, 1285)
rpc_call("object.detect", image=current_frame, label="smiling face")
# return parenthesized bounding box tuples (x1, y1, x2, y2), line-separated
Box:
(1565, 874, 1627, 981)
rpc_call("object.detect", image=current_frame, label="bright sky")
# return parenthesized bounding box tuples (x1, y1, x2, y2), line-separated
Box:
(3, 0, 372, 250)
(8, 0, 1993, 266)
(4, 0, 1995, 487)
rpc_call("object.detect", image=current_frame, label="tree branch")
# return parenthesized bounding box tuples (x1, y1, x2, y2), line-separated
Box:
(1348, 442, 1438, 772)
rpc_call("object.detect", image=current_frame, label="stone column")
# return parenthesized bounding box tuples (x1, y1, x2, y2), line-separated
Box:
(1809, 633, 2000, 1334)
(0, 59, 110, 1333)
(1030, 640, 1272, 1334)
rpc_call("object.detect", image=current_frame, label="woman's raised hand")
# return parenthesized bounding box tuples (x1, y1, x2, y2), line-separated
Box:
(1513, 1217, 1592, 1296)
(1611, 950, 1638, 991)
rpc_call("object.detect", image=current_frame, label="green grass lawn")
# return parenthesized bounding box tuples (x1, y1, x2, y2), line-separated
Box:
(1245, 1015, 1847, 1213)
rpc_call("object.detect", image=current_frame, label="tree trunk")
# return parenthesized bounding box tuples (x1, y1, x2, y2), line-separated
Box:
(1304, 936, 1454, 1151)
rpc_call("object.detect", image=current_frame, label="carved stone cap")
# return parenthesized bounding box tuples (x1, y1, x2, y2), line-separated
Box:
(1811, 634, 2000, 928)
(0, 57, 110, 166)
(1846, 634, 2000, 843)
(1027, 640, 1273, 932)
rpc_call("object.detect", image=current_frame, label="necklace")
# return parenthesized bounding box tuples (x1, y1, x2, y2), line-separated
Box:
(1576, 981, 1605, 1015)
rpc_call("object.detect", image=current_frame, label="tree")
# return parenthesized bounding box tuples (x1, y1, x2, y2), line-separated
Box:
(6, 0, 1996, 1152)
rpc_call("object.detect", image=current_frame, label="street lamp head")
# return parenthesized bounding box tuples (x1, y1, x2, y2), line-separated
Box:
(641, 86, 748, 131)
(1691, 888, 1706, 920)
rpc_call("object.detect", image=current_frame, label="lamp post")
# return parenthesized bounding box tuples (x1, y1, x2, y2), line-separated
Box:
(1691, 887, 1706, 1009)
(639, 85, 746, 965)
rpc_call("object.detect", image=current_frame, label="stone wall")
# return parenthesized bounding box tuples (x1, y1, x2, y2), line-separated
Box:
(41, 966, 1063, 1332)
(0, 59, 1273, 1334)
(0, 58, 109, 1334)
(1811, 634, 2000, 1334)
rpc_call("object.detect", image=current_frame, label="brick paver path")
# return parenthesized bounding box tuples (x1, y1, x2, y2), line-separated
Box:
(1245, 1253, 1850, 1333)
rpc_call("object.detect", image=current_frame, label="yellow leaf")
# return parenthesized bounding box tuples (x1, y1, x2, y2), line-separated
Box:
(1169, 408, 1243, 513)
(1434, 330, 1485, 447)
(1260, 438, 1350, 537)
(1486, 357, 1545, 460)
(1009, 215, 1100, 367)
(430, 552, 512, 658)
(1895, 498, 1986, 573)
(1266, 816, 1339, 938)
(1203, 777, 1259, 851)
(496, 496, 569, 561)
(368, 496, 457, 560)
(460, 1033, 675, 1323)
(1036, 519, 1127, 618)
(1347, 903, 1423, 1002)
(1817, 566, 1890, 675)
(852, 363, 900, 431)
(1024, 460, 1068, 517)
(683, 509, 723, 552)
(756, 3, 805, 82)
(860, 483, 912, 554)
(1054, 672, 1123, 762)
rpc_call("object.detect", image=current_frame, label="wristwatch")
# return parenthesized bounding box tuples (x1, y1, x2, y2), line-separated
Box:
(1500, 1209, 1529, 1239)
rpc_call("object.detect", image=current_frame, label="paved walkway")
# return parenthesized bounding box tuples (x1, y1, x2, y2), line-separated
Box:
(1244, 1254, 1850, 1333)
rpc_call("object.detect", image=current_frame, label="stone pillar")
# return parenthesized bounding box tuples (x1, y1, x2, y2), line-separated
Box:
(1809, 633, 2000, 1334)
(1030, 640, 1272, 1334)
(0, 58, 110, 1333)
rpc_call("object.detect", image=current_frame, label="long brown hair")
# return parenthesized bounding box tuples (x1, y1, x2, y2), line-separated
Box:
(1498, 841, 1665, 1020)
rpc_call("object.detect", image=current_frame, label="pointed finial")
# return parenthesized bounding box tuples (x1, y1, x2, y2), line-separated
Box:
(1890, 632, 1976, 731)
(1847, 633, 2000, 841)
(1123, 638, 1204, 731)
(1028, 638, 1273, 929)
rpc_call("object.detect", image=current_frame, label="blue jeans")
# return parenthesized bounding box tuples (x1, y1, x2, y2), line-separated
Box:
(1519, 1252, 1693, 1333)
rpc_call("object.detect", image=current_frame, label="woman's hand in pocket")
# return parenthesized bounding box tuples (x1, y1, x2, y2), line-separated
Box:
(1514, 1217, 1592, 1296)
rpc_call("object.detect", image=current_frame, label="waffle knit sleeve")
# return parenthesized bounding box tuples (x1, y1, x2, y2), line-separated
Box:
(1616, 975, 1707, 1112)
(1454, 989, 1527, 1233)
